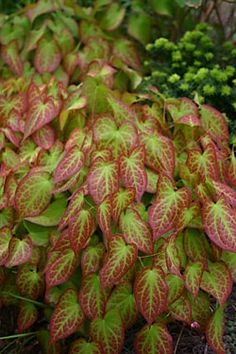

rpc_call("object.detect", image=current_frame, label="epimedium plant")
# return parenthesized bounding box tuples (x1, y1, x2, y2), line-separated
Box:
(0, 1, 236, 354)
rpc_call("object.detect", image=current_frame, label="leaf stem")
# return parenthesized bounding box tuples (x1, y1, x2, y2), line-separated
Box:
(1, 292, 48, 308)
(174, 324, 184, 354)
(0, 332, 38, 340)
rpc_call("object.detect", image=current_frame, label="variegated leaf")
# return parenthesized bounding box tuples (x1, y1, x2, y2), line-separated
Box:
(69, 209, 95, 253)
(54, 146, 85, 183)
(206, 306, 226, 354)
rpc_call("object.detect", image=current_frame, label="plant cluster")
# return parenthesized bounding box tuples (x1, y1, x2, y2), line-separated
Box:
(142, 24, 236, 136)
(0, 1, 236, 354)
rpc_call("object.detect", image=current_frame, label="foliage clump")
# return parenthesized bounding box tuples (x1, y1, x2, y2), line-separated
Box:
(0, 1, 236, 354)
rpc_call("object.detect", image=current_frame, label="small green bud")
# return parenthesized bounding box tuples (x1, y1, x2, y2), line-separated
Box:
(168, 73, 181, 83)
(180, 83, 189, 91)
(205, 52, 214, 61)
(146, 43, 153, 51)
(221, 85, 231, 96)
(203, 84, 215, 95)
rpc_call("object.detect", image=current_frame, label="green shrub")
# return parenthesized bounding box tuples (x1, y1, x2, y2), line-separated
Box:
(141, 24, 236, 136)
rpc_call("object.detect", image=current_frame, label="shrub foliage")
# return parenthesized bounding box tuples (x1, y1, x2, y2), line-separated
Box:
(0, 1, 236, 354)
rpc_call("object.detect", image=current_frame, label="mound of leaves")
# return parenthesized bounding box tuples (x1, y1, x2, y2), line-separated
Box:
(0, 1, 236, 354)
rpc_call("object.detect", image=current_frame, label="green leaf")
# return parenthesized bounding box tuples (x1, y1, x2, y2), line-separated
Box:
(169, 294, 192, 324)
(100, 3, 125, 31)
(16, 264, 44, 300)
(34, 37, 61, 74)
(50, 288, 85, 343)
(184, 261, 204, 300)
(128, 12, 151, 45)
(15, 170, 53, 218)
(206, 306, 226, 354)
(90, 310, 124, 354)
(135, 322, 173, 354)
(69, 339, 102, 354)
(0, 226, 12, 265)
(4, 237, 33, 268)
(1, 40, 23, 76)
(17, 301, 38, 333)
(166, 274, 185, 305)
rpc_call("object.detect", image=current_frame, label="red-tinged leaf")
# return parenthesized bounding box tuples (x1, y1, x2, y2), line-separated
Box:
(206, 306, 226, 354)
(0, 226, 12, 265)
(1, 127, 21, 147)
(54, 146, 85, 183)
(184, 229, 208, 266)
(79, 273, 106, 320)
(16, 264, 44, 299)
(119, 146, 147, 203)
(93, 115, 138, 158)
(140, 131, 175, 176)
(202, 198, 236, 252)
(88, 159, 119, 205)
(228, 149, 236, 187)
(69, 339, 102, 354)
(149, 175, 191, 239)
(107, 94, 137, 124)
(165, 233, 182, 277)
(4, 236, 33, 268)
(200, 261, 232, 305)
(58, 190, 84, 231)
(15, 170, 53, 218)
(135, 322, 173, 354)
(189, 291, 211, 330)
(177, 114, 201, 127)
(0, 131, 5, 150)
(24, 97, 58, 139)
(32, 124, 55, 150)
(120, 208, 153, 254)
(152, 241, 168, 274)
(113, 37, 140, 70)
(45, 241, 77, 289)
(111, 187, 135, 224)
(69, 209, 95, 253)
(176, 202, 201, 231)
(184, 261, 204, 300)
(221, 251, 236, 281)
(90, 309, 124, 354)
(211, 180, 236, 207)
(186, 144, 218, 180)
(166, 274, 185, 305)
(1, 40, 23, 76)
(97, 196, 111, 238)
(90, 148, 113, 163)
(4, 173, 17, 207)
(34, 37, 61, 74)
(50, 288, 85, 343)
(134, 266, 168, 324)
(106, 282, 138, 329)
(100, 235, 138, 288)
(200, 104, 229, 145)
(169, 294, 192, 325)
(81, 242, 105, 276)
(17, 302, 38, 333)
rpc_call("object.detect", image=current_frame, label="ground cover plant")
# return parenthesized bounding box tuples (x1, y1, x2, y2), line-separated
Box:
(0, 0, 236, 353)
(142, 24, 236, 136)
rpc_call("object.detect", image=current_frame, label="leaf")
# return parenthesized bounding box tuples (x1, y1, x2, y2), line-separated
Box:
(107, 95, 137, 125)
(202, 198, 236, 252)
(169, 294, 192, 324)
(93, 115, 138, 158)
(165, 233, 182, 277)
(34, 37, 61, 74)
(166, 274, 185, 305)
(120, 208, 153, 254)
(135, 322, 173, 354)
(32, 124, 55, 150)
(24, 96, 58, 139)
(184, 228, 208, 266)
(149, 174, 191, 239)
(81, 242, 105, 276)
(15, 170, 53, 218)
(79, 273, 106, 320)
(4, 237, 33, 268)
(186, 144, 218, 180)
(69, 209, 95, 253)
(228, 149, 236, 187)
(0, 226, 12, 265)
(113, 38, 140, 70)
(88, 159, 119, 205)
(134, 266, 168, 324)
(1, 40, 23, 76)
(106, 282, 138, 329)
(50, 288, 85, 343)
(90, 310, 124, 354)
(97, 195, 111, 238)
(119, 145, 147, 203)
(200, 104, 229, 145)
(211, 180, 236, 208)
(184, 261, 204, 299)
(221, 251, 236, 281)
(206, 306, 226, 354)
(100, 235, 138, 288)
(200, 261, 232, 305)
(69, 339, 102, 354)
(100, 3, 125, 31)
(111, 187, 135, 224)
(17, 302, 38, 333)
(45, 231, 77, 288)
(128, 12, 151, 45)
(54, 146, 85, 183)
(190, 291, 211, 330)
(58, 190, 84, 231)
(16, 264, 44, 299)
(140, 131, 175, 176)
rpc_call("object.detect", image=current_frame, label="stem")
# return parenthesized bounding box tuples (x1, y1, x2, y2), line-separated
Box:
(139, 252, 159, 259)
(174, 324, 184, 354)
(0, 332, 38, 340)
(1, 292, 47, 308)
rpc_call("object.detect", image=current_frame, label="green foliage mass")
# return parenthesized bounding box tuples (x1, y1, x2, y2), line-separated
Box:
(141, 24, 236, 136)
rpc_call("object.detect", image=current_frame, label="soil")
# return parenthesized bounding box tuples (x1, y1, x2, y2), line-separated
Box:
(0, 287, 235, 354)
